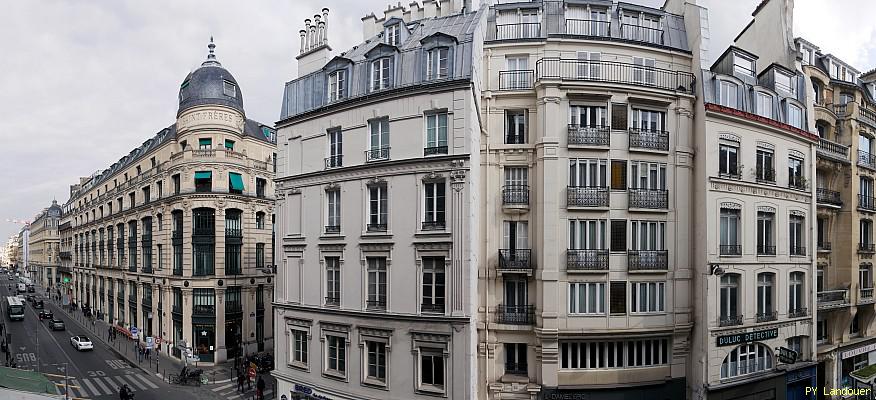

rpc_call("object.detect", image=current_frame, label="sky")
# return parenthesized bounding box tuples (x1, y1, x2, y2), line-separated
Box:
(0, 0, 874, 242)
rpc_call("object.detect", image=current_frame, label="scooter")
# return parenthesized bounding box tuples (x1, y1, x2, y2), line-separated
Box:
(119, 383, 134, 400)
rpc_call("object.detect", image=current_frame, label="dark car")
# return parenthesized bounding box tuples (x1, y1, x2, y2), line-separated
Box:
(38, 310, 53, 320)
(34, 300, 44, 309)
(248, 352, 274, 373)
(50, 318, 65, 331)
(25, 295, 35, 303)
(26, 285, 35, 293)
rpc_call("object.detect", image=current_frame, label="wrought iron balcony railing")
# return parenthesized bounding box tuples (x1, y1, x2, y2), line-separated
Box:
(324, 155, 343, 169)
(628, 250, 668, 271)
(567, 124, 609, 146)
(756, 311, 777, 323)
(497, 304, 535, 325)
(495, 22, 541, 40)
(499, 70, 535, 90)
(756, 168, 775, 184)
(499, 249, 532, 272)
(818, 242, 831, 252)
(366, 299, 387, 310)
(366, 223, 388, 233)
(860, 194, 876, 211)
(789, 308, 808, 318)
(422, 220, 446, 231)
(628, 188, 668, 209)
(325, 225, 341, 234)
(859, 150, 876, 170)
(788, 176, 807, 191)
(365, 147, 390, 162)
(504, 362, 529, 376)
(720, 245, 742, 256)
(629, 129, 669, 151)
(503, 185, 530, 206)
(789, 246, 806, 256)
(816, 188, 842, 206)
(859, 243, 875, 253)
(757, 244, 776, 255)
(324, 296, 340, 306)
(566, 250, 608, 271)
(620, 24, 664, 45)
(567, 186, 609, 207)
(564, 19, 609, 37)
(420, 303, 445, 314)
(719, 315, 744, 327)
(424, 146, 448, 156)
(534, 58, 695, 93)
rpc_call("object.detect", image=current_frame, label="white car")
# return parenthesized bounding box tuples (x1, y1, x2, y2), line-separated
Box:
(70, 336, 93, 351)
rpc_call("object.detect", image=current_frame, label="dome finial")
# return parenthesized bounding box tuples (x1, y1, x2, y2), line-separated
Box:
(202, 36, 222, 67)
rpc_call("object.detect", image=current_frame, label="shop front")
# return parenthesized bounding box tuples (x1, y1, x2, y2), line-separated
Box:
(538, 378, 685, 400)
(193, 323, 215, 363)
(840, 341, 876, 394)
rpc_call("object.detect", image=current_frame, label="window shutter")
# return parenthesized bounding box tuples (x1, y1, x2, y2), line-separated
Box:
(610, 220, 627, 252)
(611, 103, 627, 130)
(611, 160, 627, 190)
(610, 281, 626, 315)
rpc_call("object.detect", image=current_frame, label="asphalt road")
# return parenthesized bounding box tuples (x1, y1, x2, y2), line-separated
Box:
(0, 280, 196, 400)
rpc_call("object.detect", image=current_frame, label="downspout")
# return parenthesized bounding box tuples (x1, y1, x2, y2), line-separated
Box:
(483, 46, 493, 399)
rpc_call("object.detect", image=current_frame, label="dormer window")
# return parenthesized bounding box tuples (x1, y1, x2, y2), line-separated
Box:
(223, 80, 236, 97)
(800, 47, 811, 65)
(830, 63, 839, 79)
(733, 54, 755, 77)
(371, 58, 392, 91)
(787, 103, 803, 129)
(328, 69, 346, 101)
(718, 80, 738, 108)
(621, 13, 662, 44)
(385, 24, 401, 46)
(426, 48, 449, 80)
(774, 71, 795, 96)
(755, 92, 773, 118)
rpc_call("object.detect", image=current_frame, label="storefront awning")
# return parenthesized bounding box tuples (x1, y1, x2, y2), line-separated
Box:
(229, 173, 244, 191)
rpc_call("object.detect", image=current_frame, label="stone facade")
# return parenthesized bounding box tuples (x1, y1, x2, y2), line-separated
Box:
(28, 200, 62, 288)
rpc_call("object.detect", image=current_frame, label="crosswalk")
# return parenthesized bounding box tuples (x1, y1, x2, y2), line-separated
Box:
(51, 372, 159, 399)
(208, 381, 275, 400)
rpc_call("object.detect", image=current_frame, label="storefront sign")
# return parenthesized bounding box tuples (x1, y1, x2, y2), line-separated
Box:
(777, 347, 798, 364)
(716, 328, 779, 347)
(842, 342, 876, 359)
(293, 383, 333, 400)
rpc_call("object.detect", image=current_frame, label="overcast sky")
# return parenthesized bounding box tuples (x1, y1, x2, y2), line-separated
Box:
(1, 0, 874, 242)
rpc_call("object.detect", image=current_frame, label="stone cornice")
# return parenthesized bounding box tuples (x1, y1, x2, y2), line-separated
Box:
(276, 154, 469, 188)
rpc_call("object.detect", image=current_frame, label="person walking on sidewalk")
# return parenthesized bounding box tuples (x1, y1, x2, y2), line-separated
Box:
(237, 372, 245, 393)
(256, 376, 265, 400)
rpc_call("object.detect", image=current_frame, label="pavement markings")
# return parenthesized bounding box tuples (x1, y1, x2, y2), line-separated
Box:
(131, 373, 159, 389)
(79, 378, 101, 396)
(91, 376, 113, 395)
(212, 382, 236, 392)
(125, 374, 149, 390)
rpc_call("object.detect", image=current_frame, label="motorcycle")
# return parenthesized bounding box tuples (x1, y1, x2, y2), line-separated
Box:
(119, 383, 134, 400)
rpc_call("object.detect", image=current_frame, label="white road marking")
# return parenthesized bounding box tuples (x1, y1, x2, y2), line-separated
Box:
(213, 382, 235, 392)
(131, 373, 159, 389)
(91, 376, 113, 395)
(79, 378, 101, 396)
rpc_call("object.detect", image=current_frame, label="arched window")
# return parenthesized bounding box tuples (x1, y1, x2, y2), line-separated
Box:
(756, 273, 775, 321)
(719, 273, 740, 325)
(721, 343, 773, 379)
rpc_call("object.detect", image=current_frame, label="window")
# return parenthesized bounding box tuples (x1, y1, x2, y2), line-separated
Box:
(425, 113, 448, 154)
(629, 220, 665, 251)
(861, 220, 873, 249)
(775, 71, 795, 95)
(628, 161, 666, 190)
(560, 338, 669, 369)
(576, 51, 601, 79)
(569, 220, 606, 250)
(630, 281, 665, 313)
(426, 47, 449, 80)
(367, 184, 388, 231)
(365, 341, 387, 383)
(720, 209, 740, 255)
(609, 281, 626, 315)
(291, 330, 308, 367)
(327, 128, 343, 166)
(505, 166, 528, 193)
(733, 54, 755, 77)
(720, 274, 740, 321)
(789, 272, 805, 314)
(384, 24, 400, 46)
(756, 273, 775, 319)
(228, 172, 244, 194)
(610, 220, 626, 252)
(755, 92, 773, 118)
(863, 178, 875, 208)
(326, 189, 341, 232)
(505, 110, 527, 144)
(569, 158, 606, 188)
(256, 212, 265, 230)
(569, 282, 605, 314)
(632, 57, 655, 85)
(504, 56, 529, 89)
(325, 335, 346, 375)
(192, 208, 215, 276)
(256, 243, 265, 269)
(787, 104, 803, 129)
(419, 349, 445, 392)
(788, 157, 804, 189)
(719, 144, 739, 178)
(366, 257, 387, 309)
(424, 181, 445, 226)
(325, 257, 340, 305)
(223, 80, 236, 97)
(194, 171, 212, 193)
(720, 344, 773, 379)
(756, 148, 775, 182)
(368, 118, 390, 160)
(631, 108, 665, 133)
(861, 265, 873, 290)
(570, 105, 607, 128)
(505, 343, 527, 375)
(817, 317, 828, 343)
(192, 288, 215, 315)
(198, 138, 212, 150)
(422, 257, 445, 313)
(172, 174, 181, 194)
(328, 70, 346, 101)
(718, 80, 738, 107)
(610, 161, 627, 190)
(371, 58, 392, 91)
(789, 215, 805, 255)
(841, 93, 855, 105)
(256, 178, 266, 198)
(757, 212, 775, 255)
(851, 313, 861, 336)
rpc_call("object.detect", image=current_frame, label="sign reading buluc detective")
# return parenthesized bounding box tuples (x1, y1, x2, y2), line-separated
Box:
(716, 328, 779, 347)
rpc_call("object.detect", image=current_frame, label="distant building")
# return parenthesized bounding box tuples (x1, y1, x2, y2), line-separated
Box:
(28, 200, 62, 288)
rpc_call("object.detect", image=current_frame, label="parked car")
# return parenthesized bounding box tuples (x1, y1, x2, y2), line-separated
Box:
(50, 319, 65, 331)
(70, 336, 93, 351)
(248, 352, 274, 373)
(38, 310, 53, 320)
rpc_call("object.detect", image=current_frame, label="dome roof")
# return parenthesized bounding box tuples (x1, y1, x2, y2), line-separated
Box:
(178, 38, 244, 116)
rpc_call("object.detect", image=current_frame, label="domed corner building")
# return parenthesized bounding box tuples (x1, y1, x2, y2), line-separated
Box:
(60, 39, 277, 365)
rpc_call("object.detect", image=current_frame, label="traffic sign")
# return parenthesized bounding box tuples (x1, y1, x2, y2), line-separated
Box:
(145, 337, 154, 349)
(130, 327, 138, 336)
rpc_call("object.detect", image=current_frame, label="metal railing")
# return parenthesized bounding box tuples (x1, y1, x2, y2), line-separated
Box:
(422, 220, 446, 231)
(192, 305, 215, 316)
(816, 188, 842, 206)
(859, 243, 875, 253)
(788, 176, 807, 191)
(859, 150, 876, 170)
(817, 138, 850, 161)
(629, 129, 669, 151)
(756, 311, 777, 323)
(564, 19, 609, 37)
(503, 185, 530, 206)
(818, 242, 831, 251)
(620, 24, 664, 45)
(755, 168, 775, 183)
(366, 299, 387, 310)
(365, 147, 390, 162)
(628, 188, 668, 209)
(324, 155, 343, 169)
(495, 22, 541, 40)
(789, 246, 807, 256)
(499, 249, 532, 272)
(324, 296, 340, 306)
(567, 186, 609, 207)
(720, 245, 742, 256)
(861, 107, 876, 127)
(835, 104, 847, 117)
(720, 358, 772, 379)
(504, 362, 528, 376)
(566, 249, 609, 271)
(817, 289, 848, 305)
(366, 223, 387, 232)
(757, 245, 776, 255)
(325, 225, 341, 234)
(499, 70, 535, 90)
(535, 58, 695, 93)
(789, 308, 808, 318)
(719, 315, 744, 327)
(861, 194, 876, 211)
(628, 250, 668, 271)
(424, 146, 448, 156)
(420, 303, 445, 313)
(567, 124, 609, 146)
(497, 304, 535, 325)
(861, 287, 874, 300)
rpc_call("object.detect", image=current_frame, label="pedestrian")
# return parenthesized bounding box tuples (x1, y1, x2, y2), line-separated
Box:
(237, 372, 245, 393)
(256, 376, 265, 400)
(247, 371, 252, 391)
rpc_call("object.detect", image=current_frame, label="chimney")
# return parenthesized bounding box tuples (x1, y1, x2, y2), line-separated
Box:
(296, 8, 332, 77)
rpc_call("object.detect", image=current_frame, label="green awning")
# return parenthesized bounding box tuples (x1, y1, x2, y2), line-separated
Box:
(225, 140, 235, 150)
(229, 173, 244, 190)
(199, 138, 212, 146)
(194, 171, 212, 180)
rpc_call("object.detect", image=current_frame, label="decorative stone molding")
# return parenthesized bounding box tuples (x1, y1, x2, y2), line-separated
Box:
(421, 172, 445, 183)
(719, 132, 741, 142)
(318, 243, 345, 253)
(720, 202, 743, 210)
(789, 210, 806, 217)
(413, 241, 452, 252)
(757, 206, 777, 213)
(285, 317, 313, 327)
(411, 331, 451, 344)
(320, 322, 351, 333)
(366, 177, 387, 187)
(360, 242, 393, 253)
(324, 182, 340, 191)
(756, 141, 775, 150)
(359, 326, 393, 338)
(789, 149, 805, 159)
(711, 182, 811, 203)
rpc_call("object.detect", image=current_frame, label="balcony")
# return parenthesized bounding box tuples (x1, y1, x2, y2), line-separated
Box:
(859, 150, 876, 170)
(192, 305, 216, 316)
(629, 129, 669, 151)
(502, 185, 530, 209)
(620, 24, 664, 45)
(325, 225, 341, 234)
(496, 304, 535, 325)
(59, 251, 71, 259)
(860, 194, 876, 211)
(719, 315, 744, 327)
(566, 250, 608, 272)
(420, 303, 445, 314)
(324, 155, 343, 169)
(789, 308, 808, 318)
(504, 362, 528, 376)
(365, 147, 390, 162)
(366, 223, 387, 233)
(756, 169, 776, 184)
(859, 243, 875, 253)
(498, 249, 532, 273)
(567, 124, 609, 147)
(628, 189, 668, 209)
(788, 176, 808, 191)
(720, 245, 742, 256)
(421, 220, 446, 231)
(494, 22, 540, 41)
(366, 299, 387, 310)
(816, 188, 842, 207)
(817, 138, 850, 162)
(324, 296, 340, 306)
(818, 242, 831, 252)
(499, 70, 534, 90)
(861, 287, 874, 302)
(835, 104, 847, 117)
(861, 106, 876, 128)
(564, 19, 609, 37)
(817, 289, 849, 309)
(627, 250, 668, 271)
(424, 146, 448, 156)
(535, 58, 695, 93)
(757, 244, 777, 256)
(789, 246, 807, 256)
(756, 311, 778, 323)
(567, 186, 609, 208)
(225, 302, 242, 314)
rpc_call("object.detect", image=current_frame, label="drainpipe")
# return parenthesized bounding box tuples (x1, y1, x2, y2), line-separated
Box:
(483, 47, 493, 399)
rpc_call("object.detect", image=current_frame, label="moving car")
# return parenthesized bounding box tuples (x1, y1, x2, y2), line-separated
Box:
(25, 295, 35, 303)
(50, 319, 65, 331)
(70, 336, 93, 351)
(38, 310, 53, 320)
(34, 300, 43, 309)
